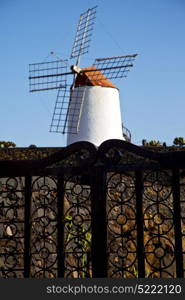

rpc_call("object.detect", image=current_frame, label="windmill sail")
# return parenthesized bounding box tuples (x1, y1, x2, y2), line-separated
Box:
(92, 54, 138, 80)
(29, 59, 68, 92)
(50, 85, 86, 134)
(70, 6, 97, 64)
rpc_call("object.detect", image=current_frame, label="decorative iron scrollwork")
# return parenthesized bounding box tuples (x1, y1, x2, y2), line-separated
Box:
(63, 175, 91, 278)
(30, 176, 57, 278)
(98, 140, 158, 166)
(107, 172, 137, 277)
(143, 170, 175, 277)
(41, 142, 97, 169)
(0, 177, 25, 278)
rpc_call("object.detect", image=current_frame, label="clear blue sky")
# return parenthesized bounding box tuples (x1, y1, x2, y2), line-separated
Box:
(0, 0, 185, 147)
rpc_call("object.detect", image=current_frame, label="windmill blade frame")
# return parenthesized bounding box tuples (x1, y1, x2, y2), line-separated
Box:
(29, 59, 68, 92)
(50, 85, 86, 134)
(70, 6, 97, 65)
(92, 54, 138, 80)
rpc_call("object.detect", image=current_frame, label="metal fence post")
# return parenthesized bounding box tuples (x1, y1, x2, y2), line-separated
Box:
(135, 170, 145, 277)
(172, 168, 184, 277)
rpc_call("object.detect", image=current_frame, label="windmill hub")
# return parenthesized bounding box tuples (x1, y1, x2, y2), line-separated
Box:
(71, 65, 82, 74)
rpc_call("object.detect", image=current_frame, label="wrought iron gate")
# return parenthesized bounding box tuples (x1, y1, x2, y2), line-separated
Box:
(0, 140, 185, 278)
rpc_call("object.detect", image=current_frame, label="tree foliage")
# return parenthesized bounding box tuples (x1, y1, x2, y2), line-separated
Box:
(142, 139, 162, 147)
(0, 141, 16, 148)
(173, 137, 185, 147)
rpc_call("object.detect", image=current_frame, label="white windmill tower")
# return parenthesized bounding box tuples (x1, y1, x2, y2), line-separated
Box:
(29, 6, 137, 146)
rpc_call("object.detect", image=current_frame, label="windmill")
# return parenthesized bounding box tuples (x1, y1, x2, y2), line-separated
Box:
(29, 6, 137, 146)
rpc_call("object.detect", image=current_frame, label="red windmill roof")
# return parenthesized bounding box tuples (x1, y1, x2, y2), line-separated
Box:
(75, 66, 117, 89)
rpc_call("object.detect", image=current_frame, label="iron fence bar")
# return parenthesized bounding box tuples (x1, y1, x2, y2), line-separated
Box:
(24, 176, 32, 278)
(91, 167, 107, 277)
(57, 174, 65, 278)
(172, 168, 184, 277)
(135, 170, 145, 277)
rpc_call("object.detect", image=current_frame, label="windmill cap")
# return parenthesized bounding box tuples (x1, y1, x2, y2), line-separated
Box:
(75, 66, 118, 89)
